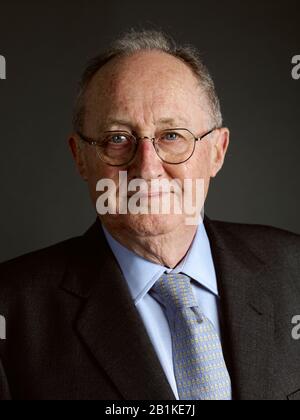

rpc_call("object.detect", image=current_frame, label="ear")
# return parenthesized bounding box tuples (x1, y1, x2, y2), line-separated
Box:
(210, 128, 230, 178)
(68, 134, 88, 181)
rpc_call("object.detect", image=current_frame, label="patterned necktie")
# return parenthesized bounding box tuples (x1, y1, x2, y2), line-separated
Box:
(151, 273, 231, 400)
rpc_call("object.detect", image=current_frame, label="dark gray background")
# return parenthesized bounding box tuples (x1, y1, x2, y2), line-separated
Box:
(0, 0, 299, 263)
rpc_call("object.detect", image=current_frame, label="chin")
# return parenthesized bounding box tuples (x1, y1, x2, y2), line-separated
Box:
(104, 213, 186, 238)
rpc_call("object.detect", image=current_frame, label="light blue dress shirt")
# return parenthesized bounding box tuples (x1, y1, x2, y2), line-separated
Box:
(102, 222, 222, 400)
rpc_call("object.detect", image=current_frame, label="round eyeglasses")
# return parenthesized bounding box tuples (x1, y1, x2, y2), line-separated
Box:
(76, 127, 218, 166)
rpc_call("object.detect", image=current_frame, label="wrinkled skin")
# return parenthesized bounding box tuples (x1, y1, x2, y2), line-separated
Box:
(69, 51, 229, 268)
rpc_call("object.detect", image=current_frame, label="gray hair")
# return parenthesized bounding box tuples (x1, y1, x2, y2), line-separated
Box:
(72, 29, 223, 132)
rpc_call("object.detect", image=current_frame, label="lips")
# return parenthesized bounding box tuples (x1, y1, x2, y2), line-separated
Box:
(116, 178, 181, 200)
(127, 190, 171, 199)
(136, 191, 170, 198)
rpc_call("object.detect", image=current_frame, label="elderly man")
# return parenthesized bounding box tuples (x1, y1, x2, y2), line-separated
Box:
(0, 30, 300, 401)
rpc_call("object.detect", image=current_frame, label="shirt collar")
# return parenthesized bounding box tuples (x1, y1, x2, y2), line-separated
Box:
(102, 222, 219, 305)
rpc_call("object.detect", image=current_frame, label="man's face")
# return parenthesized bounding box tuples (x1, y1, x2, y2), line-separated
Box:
(70, 51, 229, 237)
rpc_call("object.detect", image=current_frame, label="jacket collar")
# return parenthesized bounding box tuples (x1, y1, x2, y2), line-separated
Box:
(61, 218, 175, 400)
(204, 216, 274, 400)
(62, 215, 275, 400)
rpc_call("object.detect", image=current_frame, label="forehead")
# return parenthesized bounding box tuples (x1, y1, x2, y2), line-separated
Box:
(84, 51, 205, 127)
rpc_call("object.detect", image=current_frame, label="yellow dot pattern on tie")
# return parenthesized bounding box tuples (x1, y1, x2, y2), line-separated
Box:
(152, 273, 232, 400)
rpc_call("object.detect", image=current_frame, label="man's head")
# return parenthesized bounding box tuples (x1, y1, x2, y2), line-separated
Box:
(69, 30, 229, 238)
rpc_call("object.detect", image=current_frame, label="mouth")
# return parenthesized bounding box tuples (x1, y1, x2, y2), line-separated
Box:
(138, 190, 170, 198)
(127, 190, 171, 199)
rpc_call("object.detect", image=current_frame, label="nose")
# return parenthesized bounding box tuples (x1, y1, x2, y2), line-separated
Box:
(129, 137, 164, 181)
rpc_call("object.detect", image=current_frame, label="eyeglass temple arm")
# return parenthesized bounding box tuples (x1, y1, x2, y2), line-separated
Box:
(195, 128, 218, 142)
(76, 131, 96, 145)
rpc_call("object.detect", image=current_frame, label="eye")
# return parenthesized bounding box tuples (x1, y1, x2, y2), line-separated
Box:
(110, 134, 129, 144)
(161, 132, 180, 141)
(104, 133, 131, 146)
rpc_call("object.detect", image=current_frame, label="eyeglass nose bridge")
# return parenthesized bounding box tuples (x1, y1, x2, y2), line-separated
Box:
(132, 135, 162, 163)
(135, 135, 159, 153)
(136, 135, 157, 144)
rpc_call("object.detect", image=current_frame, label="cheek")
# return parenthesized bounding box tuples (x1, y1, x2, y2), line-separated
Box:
(191, 151, 211, 179)
(84, 152, 120, 199)
(85, 151, 115, 181)
(170, 147, 212, 206)
(169, 146, 211, 182)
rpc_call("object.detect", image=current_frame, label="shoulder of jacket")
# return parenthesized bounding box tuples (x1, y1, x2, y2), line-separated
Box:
(0, 235, 82, 291)
(209, 218, 300, 263)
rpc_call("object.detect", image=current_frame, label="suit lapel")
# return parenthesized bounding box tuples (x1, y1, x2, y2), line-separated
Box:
(204, 216, 274, 400)
(62, 216, 275, 400)
(61, 220, 175, 400)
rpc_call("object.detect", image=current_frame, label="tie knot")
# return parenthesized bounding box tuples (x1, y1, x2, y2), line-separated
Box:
(152, 273, 198, 312)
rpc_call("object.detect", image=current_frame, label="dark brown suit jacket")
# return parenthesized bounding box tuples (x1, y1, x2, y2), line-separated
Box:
(0, 216, 300, 400)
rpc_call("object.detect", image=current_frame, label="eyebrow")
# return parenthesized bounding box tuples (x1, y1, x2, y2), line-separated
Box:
(104, 118, 132, 128)
(157, 117, 189, 126)
(102, 116, 189, 130)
